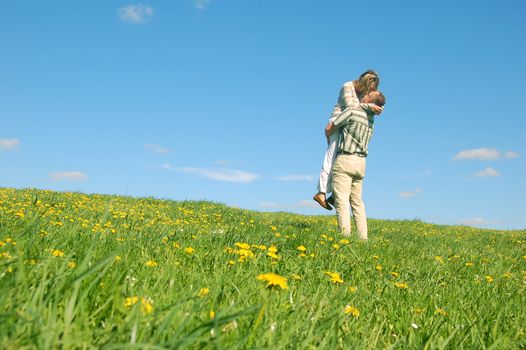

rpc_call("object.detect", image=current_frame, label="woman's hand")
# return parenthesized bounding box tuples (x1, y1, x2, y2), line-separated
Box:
(371, 105, 384, 115)
(325, 122, 335, 138)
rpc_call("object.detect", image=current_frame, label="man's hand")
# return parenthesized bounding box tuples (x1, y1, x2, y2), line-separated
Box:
(371, 105, 384, 115)
(325, 122, 335, 138)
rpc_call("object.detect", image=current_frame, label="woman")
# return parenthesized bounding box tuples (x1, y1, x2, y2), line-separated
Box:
(313, 70, 383, 210)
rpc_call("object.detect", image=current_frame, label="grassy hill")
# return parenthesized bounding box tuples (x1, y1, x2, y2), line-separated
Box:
(1, 188, 525, 349)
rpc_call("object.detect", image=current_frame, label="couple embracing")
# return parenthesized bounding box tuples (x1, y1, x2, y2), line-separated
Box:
(313, 70, 386, 240)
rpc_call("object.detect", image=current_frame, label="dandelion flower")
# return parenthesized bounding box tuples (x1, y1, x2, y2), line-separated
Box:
(257, 273, 289, 290)
(145, 260, 158, 267)
(297, 245, 307, 252)
(185, 247, 194, 254)
(344, 305, 360, 318)
(485, 275, 494, 283)
(67, 261, 76, 269)
(394, 282, 408, 289)
(325, 271, 343, 284)
(197, 288, 209, 298)
(435, 307, 447, 316)
(52, 249, 65, 257)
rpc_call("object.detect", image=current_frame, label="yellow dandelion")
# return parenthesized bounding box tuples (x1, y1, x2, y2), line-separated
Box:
(67, 261, 76, 269)
(465, 262, 474, 267)
(344, 305, 360, 318)
(435, 307, 447, 316)
(228, 260, 236, 265)
(325, 271, 343, 284)
(235, 242, 250, 250)
(185, 247, 194, 254)
(124, 296, 139, 308)
(145, 260, 158, 267)
(375, 264, 383, 272)
(372, 255, 379, 260)
(434, 256, 444, 264)
(297, 245, 307, 252)
(268, 246, 278, 253)
(197, 288, 210, 298)
(332, 244, 340, 250)
(485, 275, 494, 283)
(257, 273, 289, 290)
(115, 255, 122, 262)
(52, 249, 65, 257)
(141, 297, 154, 314)
(340, 239, 350, 245)
(210, 310, 215, 319)
(394, 282, 408, 289)
(390, 272, 400, 278)
(267, 252, 280, 259)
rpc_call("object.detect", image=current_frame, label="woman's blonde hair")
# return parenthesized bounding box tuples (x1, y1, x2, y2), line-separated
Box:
(354, 70, 380, 99)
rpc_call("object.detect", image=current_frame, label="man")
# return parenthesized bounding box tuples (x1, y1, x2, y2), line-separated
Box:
(325, 90, 386, 240)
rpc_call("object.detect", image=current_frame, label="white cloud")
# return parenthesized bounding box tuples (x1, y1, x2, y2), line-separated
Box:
(0, 138, 19, 150)
(452, 148, 519, 161)
(145, 144, 171, 154)
(275, 175, 313, 182)
(118, 4, 154, 23)
(296, 200, 320, 208)
(49, 171, 88, 182)
(216, 159, 245, 166)
(163, 164, 259, 183)
(460, 217, 503, 227)
(503, 151, 519, 159)
(194, 0, 210, 10)
(398, 187, 421, 198)
(474, 167, 501, 177)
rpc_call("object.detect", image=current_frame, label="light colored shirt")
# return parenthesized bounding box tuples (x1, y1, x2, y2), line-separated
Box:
(332, 106, 375, 157)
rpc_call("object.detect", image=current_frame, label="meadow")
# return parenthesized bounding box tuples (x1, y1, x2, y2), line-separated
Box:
(0, 187, 525, 349)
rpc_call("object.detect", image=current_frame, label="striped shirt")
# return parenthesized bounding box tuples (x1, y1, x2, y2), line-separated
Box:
(332, 107, 375, 157)
(330, 81, 361, 120)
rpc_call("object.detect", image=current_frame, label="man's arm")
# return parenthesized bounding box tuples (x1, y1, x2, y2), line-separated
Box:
(325, 107, 358, 138)
(359, 103, 383, 115)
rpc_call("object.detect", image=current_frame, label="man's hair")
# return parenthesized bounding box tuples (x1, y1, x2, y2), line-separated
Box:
(354, 70, 380, 99)
(370, 91, 386, 107)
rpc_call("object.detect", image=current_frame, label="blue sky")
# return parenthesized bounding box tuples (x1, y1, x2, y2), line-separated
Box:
(1, 0, 525, 229)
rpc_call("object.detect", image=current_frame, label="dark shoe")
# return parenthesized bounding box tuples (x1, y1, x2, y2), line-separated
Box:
(313, 193, 332, 211)
(327, 195, 335, 206)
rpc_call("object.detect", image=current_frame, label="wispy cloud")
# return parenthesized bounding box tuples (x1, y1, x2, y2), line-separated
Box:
(216, 159, 245, 166)
(275, 175, 313, 182)
(163, 164, 259, 183)
(194, 0, 211, 10)
(0, 138, 19, 150)
(49, 171, 88, 182)
(145, 144, 171, 154)
(296, 200, 320, 209)
(398, 187, 422, 198)
(460, 217, 503, 227)
(118, 4, 154, 23)
(474, 167, 501, 177)
(452, 148, 519, 161)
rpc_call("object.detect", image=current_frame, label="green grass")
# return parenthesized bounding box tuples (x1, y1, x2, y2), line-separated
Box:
(1, 187, 525, 349)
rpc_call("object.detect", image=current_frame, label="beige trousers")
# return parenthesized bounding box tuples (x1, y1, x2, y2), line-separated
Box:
(331, 154, 367, 239)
